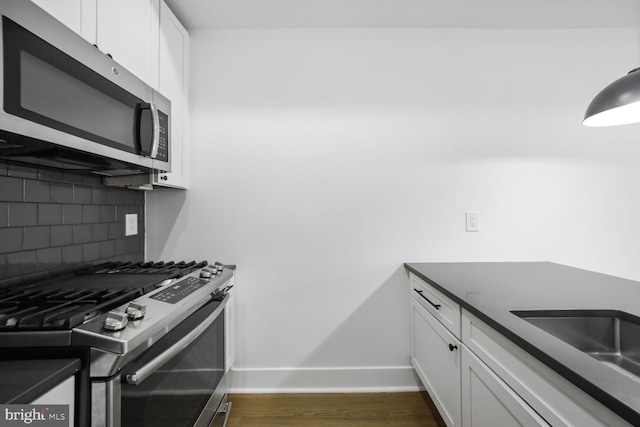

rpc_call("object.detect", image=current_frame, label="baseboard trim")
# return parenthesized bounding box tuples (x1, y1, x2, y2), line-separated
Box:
(228, 365, 422, 394)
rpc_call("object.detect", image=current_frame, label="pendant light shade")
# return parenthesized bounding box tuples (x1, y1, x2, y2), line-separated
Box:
(583, 67, 640, 127)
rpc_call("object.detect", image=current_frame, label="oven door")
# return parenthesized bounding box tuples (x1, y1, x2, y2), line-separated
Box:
(119, 297, 229, 427)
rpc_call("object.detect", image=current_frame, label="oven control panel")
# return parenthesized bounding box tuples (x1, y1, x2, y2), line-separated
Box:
(150, 276, 210, 304)
(72, 267, 234, 357)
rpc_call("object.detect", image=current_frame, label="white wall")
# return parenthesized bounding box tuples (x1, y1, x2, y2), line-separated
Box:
(146, 27, 640, 391)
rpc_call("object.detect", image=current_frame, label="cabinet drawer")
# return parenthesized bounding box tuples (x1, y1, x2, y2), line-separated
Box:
(411, 298, 461, 427)
(461, 309, 631, 427)
(410, 272, 461, 338)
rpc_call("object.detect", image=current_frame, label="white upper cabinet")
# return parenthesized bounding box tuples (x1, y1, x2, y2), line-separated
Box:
(30, 0, 97, 44)
(96, 0, 160, 88)
(153, 1, 189, 189)
(31, 0, 160, 87)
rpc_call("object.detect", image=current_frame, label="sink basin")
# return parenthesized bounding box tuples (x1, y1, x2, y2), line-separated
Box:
(511, 309, 640, 379)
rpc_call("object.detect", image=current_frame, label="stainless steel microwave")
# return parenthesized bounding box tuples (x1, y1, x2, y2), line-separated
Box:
(0, 0, 170, 175)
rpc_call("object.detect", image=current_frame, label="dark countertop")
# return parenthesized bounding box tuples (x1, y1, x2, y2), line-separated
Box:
(404, 261, 640, 426)
(0, 358, 81, 404)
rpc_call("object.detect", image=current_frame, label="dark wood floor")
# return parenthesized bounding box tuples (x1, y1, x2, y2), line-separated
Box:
(226, 392, 446, 426)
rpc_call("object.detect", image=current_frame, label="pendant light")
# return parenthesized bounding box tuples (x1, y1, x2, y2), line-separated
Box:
(583, 67, 640, 127)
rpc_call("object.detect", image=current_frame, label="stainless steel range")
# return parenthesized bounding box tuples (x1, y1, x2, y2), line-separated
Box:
(0, 260, 234, 427)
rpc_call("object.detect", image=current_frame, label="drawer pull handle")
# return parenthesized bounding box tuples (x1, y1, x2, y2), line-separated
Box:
(449, 344, 458, 352)
(413, 289, 441, 310)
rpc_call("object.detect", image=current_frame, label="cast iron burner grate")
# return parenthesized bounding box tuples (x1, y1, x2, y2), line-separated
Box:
(0, 260, 208, 331)
(0, 287, 142, 330)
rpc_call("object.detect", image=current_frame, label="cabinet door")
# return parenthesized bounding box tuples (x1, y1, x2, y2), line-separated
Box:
(96, 0, 159, 87)
(30, 0, 96, 44)
(461, 346, 549, 427)
(411, 297, 461, 427)
(30, 376, 75, 427)
(153, 0, 189, 188)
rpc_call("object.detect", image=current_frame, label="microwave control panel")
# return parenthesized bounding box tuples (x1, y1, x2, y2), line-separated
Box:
(156, 111, 169, 162)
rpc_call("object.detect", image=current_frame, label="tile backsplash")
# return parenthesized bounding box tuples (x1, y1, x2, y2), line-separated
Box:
(0, 159, 145, 287)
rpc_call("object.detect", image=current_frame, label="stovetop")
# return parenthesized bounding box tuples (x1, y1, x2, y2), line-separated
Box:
(0, 259, 235, 379)
(0, 261, 208, 332)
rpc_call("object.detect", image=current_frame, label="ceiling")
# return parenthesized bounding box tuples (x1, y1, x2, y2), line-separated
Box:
(164, 0, 640, 30)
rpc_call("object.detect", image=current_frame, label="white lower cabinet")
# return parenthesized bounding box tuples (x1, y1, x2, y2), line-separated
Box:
(411, 297, 461, 427)
(462, 310, 631, 427)
(409, 275, 632, 427)
(461, 345, 549, 427)
(30, 376, 75, 427)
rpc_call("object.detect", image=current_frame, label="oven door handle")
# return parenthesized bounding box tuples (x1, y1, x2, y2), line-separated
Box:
(125, 297, 226, 385)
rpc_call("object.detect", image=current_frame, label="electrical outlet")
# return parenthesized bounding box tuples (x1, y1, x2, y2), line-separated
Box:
(125, 214, 138, 236)
(466, 211, 479, 232)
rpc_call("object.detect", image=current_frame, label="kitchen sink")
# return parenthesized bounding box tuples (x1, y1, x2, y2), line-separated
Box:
(511, 309, 640, 379)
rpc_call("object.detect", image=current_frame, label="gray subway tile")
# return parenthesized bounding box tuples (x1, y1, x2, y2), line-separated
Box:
(99, 240, 116, 259)
(0, 176, 23, 202)
(62, 245, 83, 266)
(25, 180, 51, 203)
(92, 188, 108, 205)
(8, 203, 37, 226)
(51, 182, 73, 203)
(6, 250, 37, 277)
(74, 185, 92, 204)
(83, 242, 100, 262)
(0, 202, 6, 227)
(107, 188, 123, 205)
(24, 226, 51, 250)
(122, 190, 141, 206)
(115, 238, 128, 255)
(0, 228, 22, 253)
(38, 203, 62, 225)
(131, 236, 143, 253)
(37, 247, 62, 271)
(51, 225, 73, 247)
(109, 222, 124, 239)
(100, 205, 116, 223)
(122, 252, 143, 264)
(83, 205, 100, 224)
(72, 224, 92, 244)
(63, 205, 83, 224)
(91, 223, 108, 241)
(8, 163, 37, 179)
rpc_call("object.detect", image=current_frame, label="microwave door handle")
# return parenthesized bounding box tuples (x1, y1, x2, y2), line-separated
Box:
(149, 101, 160, 158)
(135, 102, 160, 158)
(125, 298, 226, 385)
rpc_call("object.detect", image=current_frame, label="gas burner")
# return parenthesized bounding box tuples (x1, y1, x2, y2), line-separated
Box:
(0, 260, 209, 331)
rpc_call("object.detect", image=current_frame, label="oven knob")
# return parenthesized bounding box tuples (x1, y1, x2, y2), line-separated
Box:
(125, 302, 146, 320)
(216, 265, 223, 274)
(199, 268, 213, 279)
(104, 311, 128, 331)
